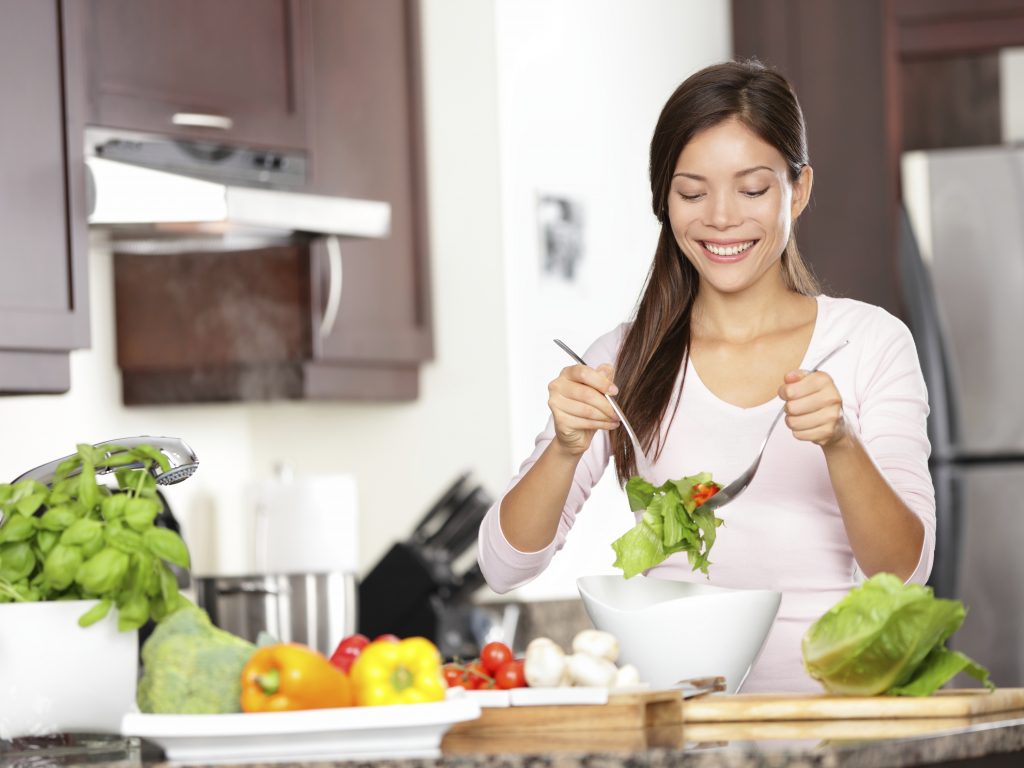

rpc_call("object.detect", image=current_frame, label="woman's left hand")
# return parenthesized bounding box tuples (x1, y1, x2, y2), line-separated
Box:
(778, 369, 848, 448)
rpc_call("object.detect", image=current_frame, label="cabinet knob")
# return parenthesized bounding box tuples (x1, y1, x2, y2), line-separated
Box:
(171, 112, 234, 131)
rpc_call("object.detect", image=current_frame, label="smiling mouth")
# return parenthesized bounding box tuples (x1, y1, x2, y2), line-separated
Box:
(701, 240, 756, 257)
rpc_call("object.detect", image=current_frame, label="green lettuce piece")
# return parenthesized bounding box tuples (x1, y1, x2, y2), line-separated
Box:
(889, 647, 992, 696)
(611, 473, 723, 579)
(802, 573, 994, 696)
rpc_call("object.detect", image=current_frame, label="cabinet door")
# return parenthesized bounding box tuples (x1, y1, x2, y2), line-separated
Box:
(0, 0, 89, 379)
(83, 0, 311, 151)
(306, 0, 433, 367)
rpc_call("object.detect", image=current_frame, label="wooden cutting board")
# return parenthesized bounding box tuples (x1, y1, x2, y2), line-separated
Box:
(445, 689, 682, 735)
(682, 688, 1024, 722)
(443, 722, 684, 755)
(683, 711, 1019, 743)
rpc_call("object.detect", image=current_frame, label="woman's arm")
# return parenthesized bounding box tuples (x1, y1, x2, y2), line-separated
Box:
(821, 430, 924, 580)
(477, 355, 621, 593)
(499, 362, 619, 552)
(780, 320, 934, 582)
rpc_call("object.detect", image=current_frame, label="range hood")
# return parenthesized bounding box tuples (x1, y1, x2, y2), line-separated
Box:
(84, 128, 391, 245)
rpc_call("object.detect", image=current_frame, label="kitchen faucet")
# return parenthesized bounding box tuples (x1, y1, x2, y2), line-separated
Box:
(11, 436, 199, 487)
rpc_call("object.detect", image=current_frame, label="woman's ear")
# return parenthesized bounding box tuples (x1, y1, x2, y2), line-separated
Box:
(791, 165, 813, 220)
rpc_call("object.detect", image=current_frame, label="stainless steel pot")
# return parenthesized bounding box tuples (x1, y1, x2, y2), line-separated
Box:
(194, 572, 357, 655)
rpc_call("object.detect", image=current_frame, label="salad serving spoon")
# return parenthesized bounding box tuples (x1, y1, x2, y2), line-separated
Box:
(553, 338, 651, 472)
(697, 338, 850, 513)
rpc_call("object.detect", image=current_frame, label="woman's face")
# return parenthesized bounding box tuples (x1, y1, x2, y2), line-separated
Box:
(667, 117, 812, 296)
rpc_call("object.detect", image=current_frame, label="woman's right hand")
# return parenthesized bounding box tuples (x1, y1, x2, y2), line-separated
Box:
(547, 363, 620, 455)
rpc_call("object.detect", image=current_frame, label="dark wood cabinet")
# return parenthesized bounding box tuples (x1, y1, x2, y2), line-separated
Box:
(304, 0, 432, 368)
(731, 0, 1024, 318)
(81, 0, 311, 151)
(110, 0, 433, 404)
(0, 0, 90, 394)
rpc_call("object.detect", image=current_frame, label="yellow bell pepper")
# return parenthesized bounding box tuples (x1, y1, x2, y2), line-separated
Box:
(349, 636, 446, 706)
(240, 643, 353, 712)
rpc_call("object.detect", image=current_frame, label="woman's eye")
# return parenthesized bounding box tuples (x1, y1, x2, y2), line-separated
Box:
(677, 192, 704, 202)
(742, 188, 769, 198)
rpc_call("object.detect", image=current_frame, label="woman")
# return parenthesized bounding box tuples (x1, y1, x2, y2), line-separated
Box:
(477, 60, 935, 692)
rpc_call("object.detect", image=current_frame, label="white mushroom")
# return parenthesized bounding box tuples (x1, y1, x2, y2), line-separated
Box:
(571, 629, 620, 663)
(523, 637, 568, 687)
(566, 652, 618, 687)
(612, 663, 641, 688)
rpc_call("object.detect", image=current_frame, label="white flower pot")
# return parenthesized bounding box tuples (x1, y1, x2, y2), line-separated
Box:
(0, 600, 138, 740)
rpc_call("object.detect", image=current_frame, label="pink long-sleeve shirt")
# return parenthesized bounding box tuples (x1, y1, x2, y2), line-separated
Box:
(478, 295, 936, 692)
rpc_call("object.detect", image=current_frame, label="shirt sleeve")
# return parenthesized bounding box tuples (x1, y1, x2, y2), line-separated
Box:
(477, 328, 623, 594)
(853, 310, 937, 585)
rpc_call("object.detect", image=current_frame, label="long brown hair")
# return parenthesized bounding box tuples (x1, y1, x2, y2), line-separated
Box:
(612, 59, 820, 484)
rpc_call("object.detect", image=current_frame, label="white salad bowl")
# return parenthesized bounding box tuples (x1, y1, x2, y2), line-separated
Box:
(577, 574, 781, 694)
(0, 600, 138, 739)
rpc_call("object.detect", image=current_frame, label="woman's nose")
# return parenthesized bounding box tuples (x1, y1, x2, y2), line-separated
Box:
(705, 191, 739, 229)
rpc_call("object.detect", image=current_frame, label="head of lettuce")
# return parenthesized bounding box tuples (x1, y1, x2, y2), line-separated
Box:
(801, 573, 993, 696)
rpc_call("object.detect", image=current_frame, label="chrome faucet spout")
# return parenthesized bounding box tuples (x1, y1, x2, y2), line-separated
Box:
(11, 436, 199, 487)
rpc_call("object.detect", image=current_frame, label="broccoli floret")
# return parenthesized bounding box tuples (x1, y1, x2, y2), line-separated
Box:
(137, 603, 256, 714)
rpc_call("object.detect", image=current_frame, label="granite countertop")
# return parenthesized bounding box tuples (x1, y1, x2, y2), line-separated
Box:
(4, 713, 1024, 768)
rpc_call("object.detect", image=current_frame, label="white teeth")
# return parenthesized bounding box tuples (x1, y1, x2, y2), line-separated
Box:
(704, 240, 754, 256)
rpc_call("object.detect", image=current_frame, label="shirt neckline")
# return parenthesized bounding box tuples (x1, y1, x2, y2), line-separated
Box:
(685, 294, 825, 414)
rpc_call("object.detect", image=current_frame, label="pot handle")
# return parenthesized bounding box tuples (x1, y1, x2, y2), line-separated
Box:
(214, 580, 283, 596)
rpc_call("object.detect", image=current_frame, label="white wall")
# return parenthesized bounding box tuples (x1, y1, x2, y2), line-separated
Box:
(0, 0, 731, 601)
(493, 0, 732, 600)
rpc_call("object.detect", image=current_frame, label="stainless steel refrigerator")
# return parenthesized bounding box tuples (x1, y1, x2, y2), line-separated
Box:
(900, 145, 1024, 687)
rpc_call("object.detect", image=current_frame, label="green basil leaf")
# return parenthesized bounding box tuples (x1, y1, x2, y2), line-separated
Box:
(158, 562, 178, 605)
(130, 444, 172, 474)
(77, 460, 101, 513)
(105, 520, 144, 554)
(143, 528, 190, 569)
(77, 598, 112, 627)
(0, 514, 37, 543)
(43, 543, 84, 591)
(14, 492, 46, 518)
(35, 530, 59, 556)
(101, 493, 128, 521)
(130, 552, 160, 597)
(0, 542, 37, 582)
(124, 497, 160, 532)
(53, 455, 82, 484)
(75, 547, 130, 595)
(38, 505, 78, 531)
(60, 518, 103, 547)
(117, 591, 149, 632)
(116, 469, 157, 496)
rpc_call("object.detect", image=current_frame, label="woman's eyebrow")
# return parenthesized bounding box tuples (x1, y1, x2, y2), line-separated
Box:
(672, 166, 774, 181)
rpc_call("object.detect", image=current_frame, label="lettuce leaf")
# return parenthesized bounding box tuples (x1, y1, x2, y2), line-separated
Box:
(802, 573, 994, 696)
(611, 473, 723, 579)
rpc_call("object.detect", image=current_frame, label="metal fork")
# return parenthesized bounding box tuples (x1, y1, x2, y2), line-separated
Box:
(698, 339, 850, 513)
(554, 338, 651, 470)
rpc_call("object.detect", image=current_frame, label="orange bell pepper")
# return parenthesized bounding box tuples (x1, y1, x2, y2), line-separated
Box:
(240, 643, 353, 712)
(349, 636, 446, 706)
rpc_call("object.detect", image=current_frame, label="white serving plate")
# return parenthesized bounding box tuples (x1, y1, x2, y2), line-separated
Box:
(121, 699, 481, 765)
(454, 686, 613, 707)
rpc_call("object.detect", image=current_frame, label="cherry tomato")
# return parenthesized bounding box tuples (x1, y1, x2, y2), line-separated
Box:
(329, 632, 370, 673)
(479, 641, 513, 675)
(464, 660, 494, 690)
(442, 663, 466, 688)
(494, 658, 527, 689)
